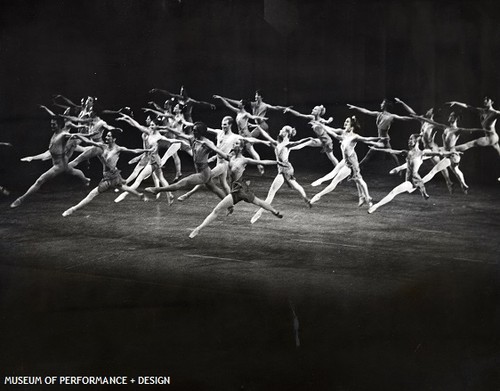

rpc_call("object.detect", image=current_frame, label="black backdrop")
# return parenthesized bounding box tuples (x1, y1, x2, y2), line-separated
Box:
(1, 0, 500, 187)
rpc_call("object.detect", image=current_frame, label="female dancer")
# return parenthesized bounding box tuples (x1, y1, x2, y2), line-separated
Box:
(62, 130, 151, 216)
(189, 138, 283, 238)
(113, 114, 184, 204)
(213, 94, 269, 174)
(10, 116, 90, 208)
(283, 105, 340, 168)
(250, 125, 314, 224)
(414, 112, 490, 193)
(348, 98, 417, 166)
(367, 134, 460, 214)
(447, 97, 500, 156)
(393, 99, 454, 192)
(145, 122, 231, 197)
(308, 116, 386, 207)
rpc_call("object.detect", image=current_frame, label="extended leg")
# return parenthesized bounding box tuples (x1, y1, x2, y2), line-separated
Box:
(250, 174, 285, 224)
(368, 181, 414, 214)
(310, 165, 351, 204)
(189, 195, 234, 238)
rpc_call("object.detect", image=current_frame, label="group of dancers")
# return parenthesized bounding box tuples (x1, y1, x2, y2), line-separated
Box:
(3, 87, 499, 237)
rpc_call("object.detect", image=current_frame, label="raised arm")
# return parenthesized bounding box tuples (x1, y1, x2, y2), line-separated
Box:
(116, 114, 149, 134)
(251, 124, 277, 145)
(52, 95, 81, 108)
(394, 97, 417, 115)
(213, 95, 239, 113)
(38, 104, 57, 117)
(347, 104, 379, 116)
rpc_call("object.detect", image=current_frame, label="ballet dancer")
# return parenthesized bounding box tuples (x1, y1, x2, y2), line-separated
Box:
(213, 94, 269, 174)
(62, 130, 152, 216)
(413, 111, 490, 193)
(308, 116, 387, 207)
(250, 125, 314, 224)
(348, 98, 417, 166)
(283, 105, 340, 168)
(176, 116, 271, 202)
(447, 96, 500, 156)
(367, 134, 461, 214)
(113, 113, 184, 204)
(10, 116, 90, 208)
(189, 138, 283, 238)
(144, 122, 231, 198)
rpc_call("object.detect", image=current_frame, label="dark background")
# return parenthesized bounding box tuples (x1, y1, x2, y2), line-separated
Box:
(1, 0, 500, 187)
(1, 2, 499, 390)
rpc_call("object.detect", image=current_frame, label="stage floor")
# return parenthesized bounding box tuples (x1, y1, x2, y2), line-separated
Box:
(1, 168, 499, 390)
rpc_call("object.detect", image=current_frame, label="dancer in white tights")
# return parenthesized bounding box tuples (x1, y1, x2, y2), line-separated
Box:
(250, 125, 314, 224)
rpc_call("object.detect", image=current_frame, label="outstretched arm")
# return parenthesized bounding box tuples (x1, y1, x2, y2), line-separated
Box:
(38, 104, 57, 117)
(118, 145, 154, 154)
(149, 88, 180, 98)
(312, 121, 344, 136)
(162, 126, 192, 141)
(412, 115, 447, 130)
(213, 95, 239, 113)
(116, 114, 149, 134)
(242, 157, 278, 166)
(188, 97, 216, 110)
(251, 124, 277, 145)
(240, 136, 271, 146)
(52, 95, 81, 108)
(265, 102, 289, 111)
(369, 146, 406, 155)
(390, 113, 418, 121)
(70, 134, 104, 148)
(394, 97, 417, 115)
(289, 137, 315, 150)
(422, 148, 462, 158)
(347, 104, 379, 116)
(446, 101, 482, 113)
(284, 107, 313, 121)
(202, 139, 230, 161)
(356, 135, 388, 143)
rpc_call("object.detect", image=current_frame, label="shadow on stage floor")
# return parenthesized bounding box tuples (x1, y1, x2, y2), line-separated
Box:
(1, 167, 499, 390)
